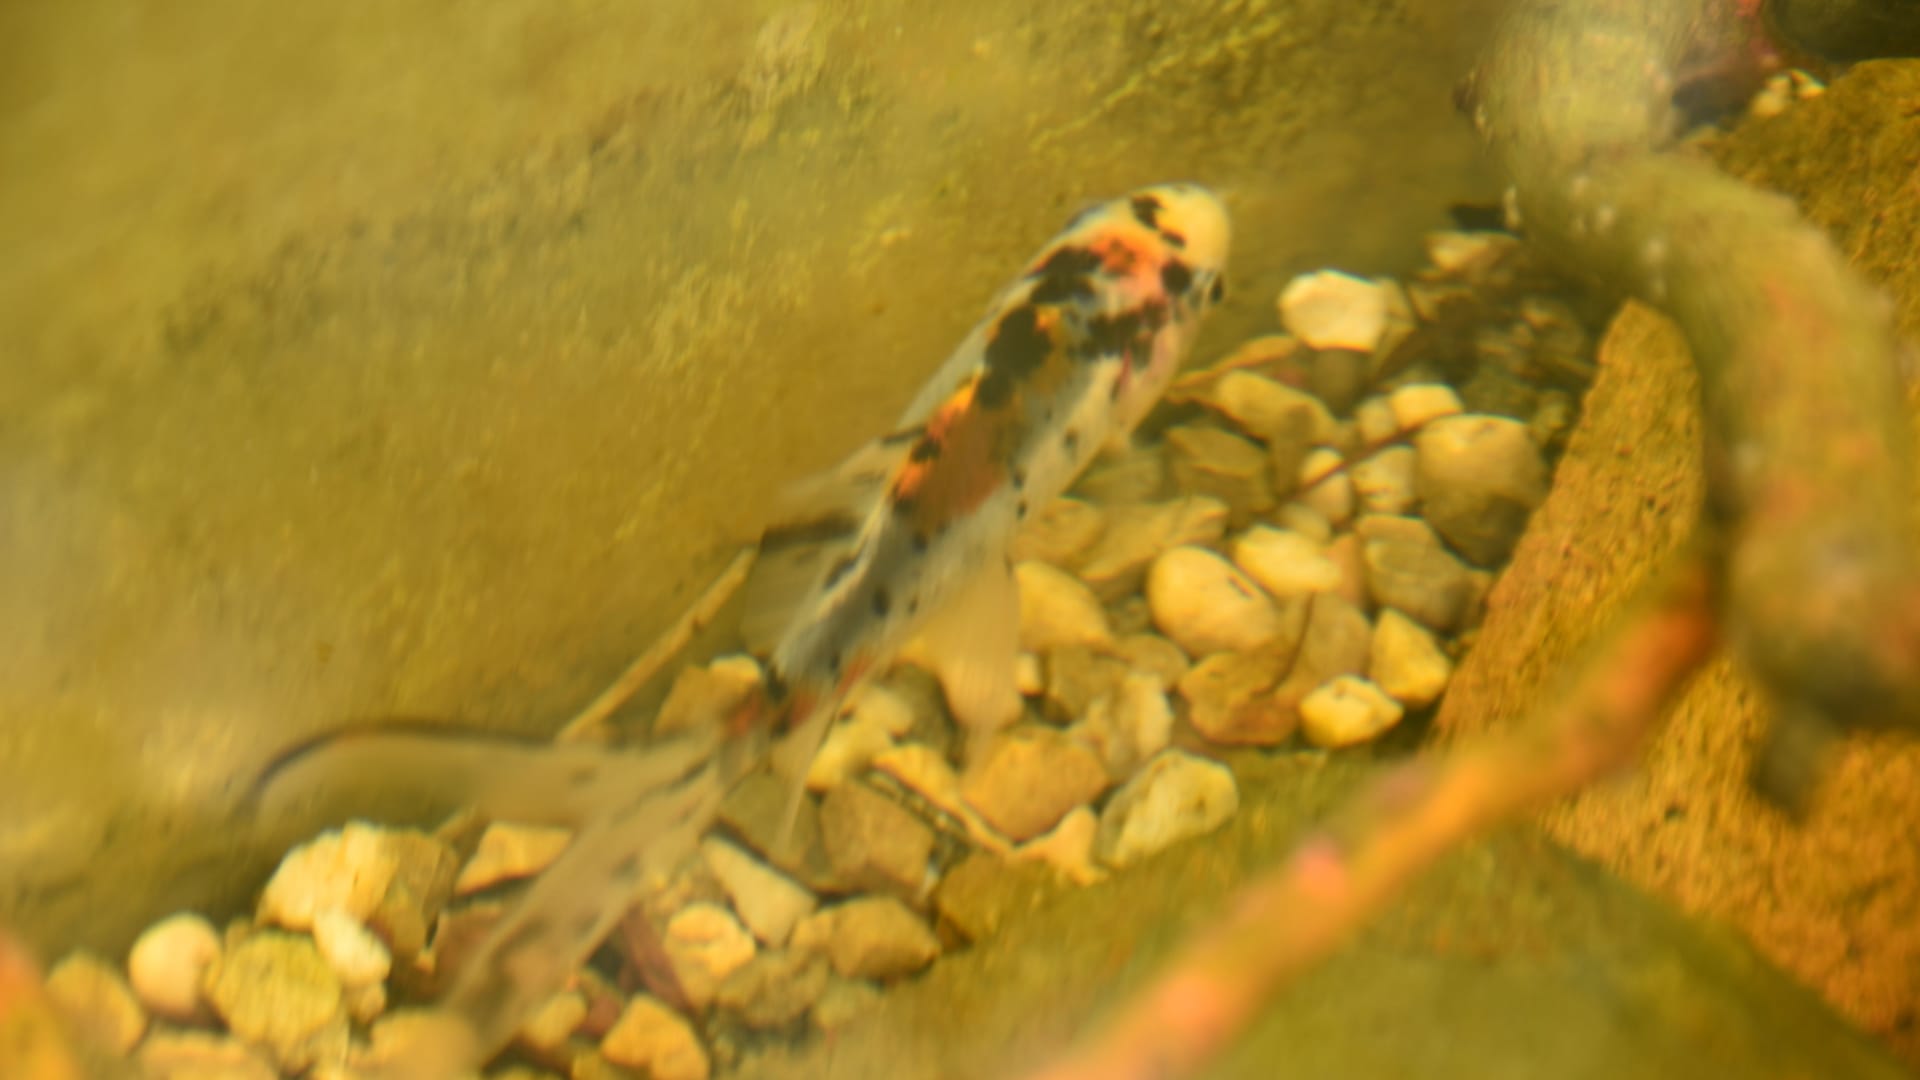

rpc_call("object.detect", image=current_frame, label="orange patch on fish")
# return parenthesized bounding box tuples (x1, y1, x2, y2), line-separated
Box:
(890, 376, 1018, 534)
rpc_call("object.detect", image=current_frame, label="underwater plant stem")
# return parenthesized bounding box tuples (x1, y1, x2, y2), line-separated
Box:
(557, 545, 758, 744)
(1472, 0, 1920, 804)
(1026, 556, 1718, 1080)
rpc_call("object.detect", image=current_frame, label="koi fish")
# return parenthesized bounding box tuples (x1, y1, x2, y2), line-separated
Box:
(744, 182, 1231, 771)
(250, 183, 1229, 1077)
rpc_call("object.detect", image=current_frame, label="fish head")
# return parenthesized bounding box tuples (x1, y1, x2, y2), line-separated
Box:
(1130, 182, 1232, 304)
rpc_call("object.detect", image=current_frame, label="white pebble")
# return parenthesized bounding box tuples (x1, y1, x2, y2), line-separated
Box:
(128, 912, 221, 1022)
(1300, 675, 1406, 748)
(1095, 750, 1240, 868)
(1278, 270, 1390, 351)
(1016, 560, 1114, 653)
(1370, 609, 1455, 708)
(1147, 546, 1289, 657)
(311, 908, 392, 990)
(1387, 383, 1464, 432)
(1230, 526, 1341, 599)
(1349, 445, 1417, 515)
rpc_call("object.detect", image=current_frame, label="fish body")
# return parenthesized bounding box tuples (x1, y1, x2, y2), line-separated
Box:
(745, 183, 1231, 748)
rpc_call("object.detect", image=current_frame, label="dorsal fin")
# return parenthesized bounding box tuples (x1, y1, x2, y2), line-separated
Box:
(736, 428, 919, 658)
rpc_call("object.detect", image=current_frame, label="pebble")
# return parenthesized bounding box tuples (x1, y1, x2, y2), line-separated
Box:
(1012, 805, 1107, 886)
(311, 908, 392, 990)
(1147, 546, 1302, 657)
(127, 911, 220, 1023)
(45, 950, 146, 1056)
(812, 976, 883, 1034)
(1016, 560, 1114, 653)
(715, 948, 830, 1030)
(652, 655, 763, 736)
(1094, 750, 1240, 868)
(137, 1030, 279, 1080)
(934, 854, 1049, 943)
(794, 897, 940, 981)
(1273, 501, 1334, 543)
(1009, 497, 1107, 567)
(1387, 382, 1465, 432)
(1076, 495, 1228, 599)
(1423, 231, 1520, 278)
(1295, 449, 1355, 525)
(1204, 370, 1340, 448)
(1077, 670, 1175, 778)
(960, 726, 1109, 841)
(1323, 532, 1371, 608)
(1413, 413, 1548, 566)
(1015, 651, 1045, 695)
(1071, 444, 1168, 505)
(1269, 592, 1375, 721)
(1165, 424, 1277, 527)
(700, 837, 818, 948)
(1354, 395, 1400, 447)
(601, 995, 711, 1080)
(1111, 633, 1190, 688)
(204, 931, 349, 1073)
(1308, 347, 1369, 415)
(1231, 525, 1342, 600)
(1299, 675, 1406, 748)
(662, 902, 758, 1009)
(1349, 445, 1417, 515)
(1369, 608, 1455, 708)
(1278, 270, 1390, 351)
(1041, 645, 1133, 723)
(718, 771, 839, 892)
(257, 822, 458, 961)
(1357, 514, 1482, 633)
(1177, 647, 1295, 745)
(805, 694, 902, 792)
(820, 779, 938, 900)
(454, 822, 574, 895)
(517, 989, 588, 1053)
(871, 744, 1011, 856)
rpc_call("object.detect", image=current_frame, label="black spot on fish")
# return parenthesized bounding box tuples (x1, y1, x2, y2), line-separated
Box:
(1030, 273, 1095, 305)
(827, 650, 842, 674)
(1063, 429, 1082, 457)
(765, 667, 789, 701)
(823, 551, 859, 590)
(892, 494, 919, 520)
(873, 587, 891, 617)
(1088, 310, 1143, 357)
(1011, 467, 1027, 491)
(1032, 244, 1104, 280)
(1209, 278, 1226, 304)
(907, 594, 921, 616)
(978, 304, 1053, 409)
(1130, 193, 1163, 229)
(1160, 259, 1193, 296)
(911, 531, 930, 553)
(611, 853, 640, 882)
(881, 425, 926, 446)
(1017, 498, 1029, 519)
(1160, 229, 1187, 249)
(910, 437, 942, 463)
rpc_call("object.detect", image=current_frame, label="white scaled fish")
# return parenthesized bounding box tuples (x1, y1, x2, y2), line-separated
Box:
(743, 183, 1231, 765)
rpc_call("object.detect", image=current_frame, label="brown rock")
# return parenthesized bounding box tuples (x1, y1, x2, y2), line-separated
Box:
(717, 772, 840, 893)
(795, 897, 939, 981)
(1414, 413, 1548, 566)
(1009, 497, 1107, 567)
(653, 657, 762, 737)
(1176, 647, 1295, 745)
(1042, 645, 1132, 724)
(1015, 560, 1114, 654)
(601, 995, 710, 1080)
(933, 853, 1052, 944)
(959, 726, 1109, 841)
(1070, 444, 1168, 504)
(819, 780, 937, 899)
(204, 931, 349, 1072)
(1111, 632, 1191, 688)
(715, 948, 829, 1030)
(1270, 592, 1376, 723)
(1076, 496, 1228, 600)
(1165, 424, 1275, 527)
(454, 822, 573, 895)
(1357, 514, 1481, 633)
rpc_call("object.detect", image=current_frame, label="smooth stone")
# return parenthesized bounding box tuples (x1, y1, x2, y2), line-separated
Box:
(1278, 270, 1390, 351)
(1354, 395, 1400, 448)
(1295, 447, 1355, 526)
(794, 897, 940, 981)
(1269, 592, 1375, 723)
(1075, 670, 1175, 779)
(1350, 445, 1418, 515)
(653, 655, 763, 736)
(1388, 382, 1466, 432)
(601, 995, 711, 1080)
(1094, 750, 1240, 868)
(1147, 546, 1302, 658)
(1009, 497, 1107, 568)
(1415, 413, 1549, 566)
(819, 779, 937, 900)
(128, 911, 221, 1023)
(1204, 370, 1340, 448)
(1300, 675, 1406, 748)
(1076, 495, 1228, 600)
(959, 726, 1110, 842)
(1357, 514, 1481, 633)
(311, 908, 391, 991)
(1165, 424, 1275, 527)
(662, 902, 757, 1009)
(715, 948, 830, 1030)
(1177, 647, 1295, 746)
(1015, 560, 1114, 654)
(45, 950, 146, 1056)
(699, 837, 817, 948)
(453, 822, 573, 895)
(257, 822, 458, 961)
(1231, 525, 1342, 600)
(1370, 608, 1455, 708)
(1273, 501, 1334, 542)
(204, 931, 349, 1072)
